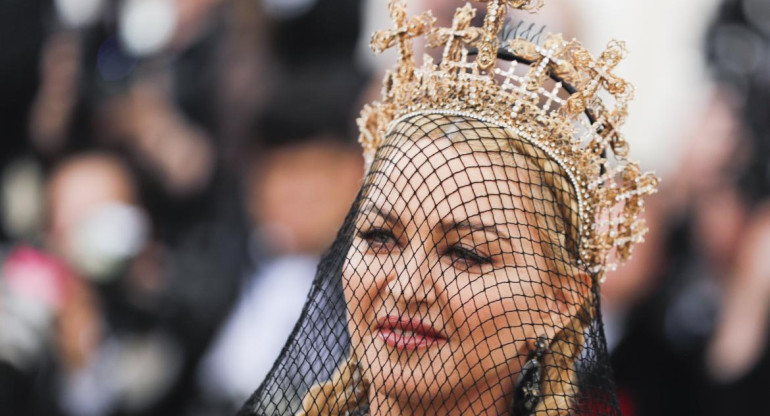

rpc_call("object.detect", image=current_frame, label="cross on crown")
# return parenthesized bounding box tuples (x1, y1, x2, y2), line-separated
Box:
(428, 3, 483, 67)
(371, 0, 435, 65)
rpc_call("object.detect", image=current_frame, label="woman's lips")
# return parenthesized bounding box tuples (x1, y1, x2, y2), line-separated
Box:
(376, 315, 447, 350)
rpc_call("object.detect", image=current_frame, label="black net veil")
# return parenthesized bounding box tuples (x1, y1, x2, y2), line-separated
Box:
(238, 113, 622, 416)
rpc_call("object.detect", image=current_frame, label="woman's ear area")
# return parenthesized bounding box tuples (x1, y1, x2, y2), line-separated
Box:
(540, 268, 593, 334)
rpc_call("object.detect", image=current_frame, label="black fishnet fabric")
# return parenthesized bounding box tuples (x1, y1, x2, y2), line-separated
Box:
(238, 114, 621, 416)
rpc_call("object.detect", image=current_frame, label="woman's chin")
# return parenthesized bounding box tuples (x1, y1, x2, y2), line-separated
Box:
(367, 368, 440, 407)
(362, 336, 458, 404)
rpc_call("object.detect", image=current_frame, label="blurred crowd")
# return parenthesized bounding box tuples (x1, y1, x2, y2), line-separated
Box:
(0, 0, 365, 414)
(0, 0, 769, 415)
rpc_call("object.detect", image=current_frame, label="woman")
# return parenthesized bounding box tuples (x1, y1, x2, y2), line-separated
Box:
(239, 1, 658, 415)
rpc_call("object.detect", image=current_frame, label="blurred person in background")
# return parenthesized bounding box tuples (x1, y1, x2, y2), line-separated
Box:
(29, 0, 232, 197)
(192, 1, 368, 411)
(0, 151, 170, 415)
(44, 152, 180, 416)
(606, 0, 770, 415)
(196, 64, 367, 413)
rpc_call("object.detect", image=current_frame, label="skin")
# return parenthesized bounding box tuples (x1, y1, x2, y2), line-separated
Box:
(247, 139, 363, 255)
(342, 116, 586, 416)
(47, 153, 137, 258)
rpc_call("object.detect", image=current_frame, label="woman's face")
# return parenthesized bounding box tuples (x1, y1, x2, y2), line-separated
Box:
(343, 116, 584, 413)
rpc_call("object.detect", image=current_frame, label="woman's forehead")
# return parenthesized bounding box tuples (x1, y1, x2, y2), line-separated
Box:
(365, 137, 535, 224)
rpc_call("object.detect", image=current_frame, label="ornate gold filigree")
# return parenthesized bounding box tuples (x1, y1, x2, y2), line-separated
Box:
(427, 4, 483, 66)
(358, 0, 659, 280)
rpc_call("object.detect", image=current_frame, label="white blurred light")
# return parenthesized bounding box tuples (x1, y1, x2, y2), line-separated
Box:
(118, 0, 177, 57)
(55, 0, 105, 28)
(68, 203, 149, 281)
(1, 159, 44, 240)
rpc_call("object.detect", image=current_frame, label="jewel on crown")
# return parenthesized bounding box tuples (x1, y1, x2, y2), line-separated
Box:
(357, 0, 659, 280)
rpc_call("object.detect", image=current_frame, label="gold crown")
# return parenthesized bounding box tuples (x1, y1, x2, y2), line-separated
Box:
(357, 0, 659, 279)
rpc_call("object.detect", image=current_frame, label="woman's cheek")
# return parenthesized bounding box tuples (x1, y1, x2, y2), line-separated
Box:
(452, 278, 490, 355)
(457, 269, 545, 353)
(351, 252, 389, 327)
(453, 270, 514, 330)
(344, 248, 369, 343)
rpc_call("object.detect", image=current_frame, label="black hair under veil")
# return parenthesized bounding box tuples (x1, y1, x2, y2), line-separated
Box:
(237, 113, 622, 416)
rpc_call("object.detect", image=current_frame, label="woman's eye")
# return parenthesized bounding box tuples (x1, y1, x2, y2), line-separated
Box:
(446, 245, 492, 268)
(359, 228, 397, 251)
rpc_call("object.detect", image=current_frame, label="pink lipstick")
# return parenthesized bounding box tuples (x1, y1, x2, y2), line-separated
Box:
(377, 315, 447, 350)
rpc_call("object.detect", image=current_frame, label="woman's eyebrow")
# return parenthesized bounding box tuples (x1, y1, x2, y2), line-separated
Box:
(359, 202, 402, 227)
(445, 218, 511, 240)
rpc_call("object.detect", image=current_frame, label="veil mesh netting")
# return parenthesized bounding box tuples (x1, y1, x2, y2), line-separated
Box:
(237, 113, 622, 416)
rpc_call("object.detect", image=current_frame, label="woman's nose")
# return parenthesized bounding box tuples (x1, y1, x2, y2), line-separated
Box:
(387, 247, 437, 304)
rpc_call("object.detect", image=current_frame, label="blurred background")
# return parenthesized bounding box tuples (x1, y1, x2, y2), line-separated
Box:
(0, 0, 769, 415)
